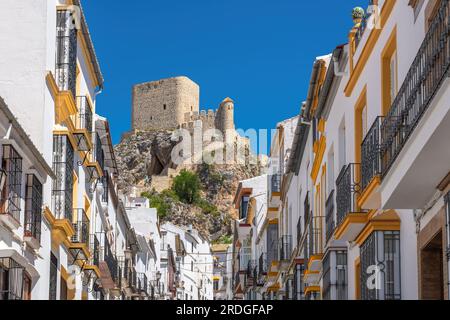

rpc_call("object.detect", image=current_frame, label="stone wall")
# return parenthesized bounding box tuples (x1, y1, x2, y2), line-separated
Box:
(132, 76, 200, 131)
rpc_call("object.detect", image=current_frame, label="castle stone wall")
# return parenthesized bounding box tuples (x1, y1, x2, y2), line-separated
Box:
(132, 76, 200, 131)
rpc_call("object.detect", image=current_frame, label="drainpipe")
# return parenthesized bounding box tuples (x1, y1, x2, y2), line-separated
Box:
(445, 192, 450, 300)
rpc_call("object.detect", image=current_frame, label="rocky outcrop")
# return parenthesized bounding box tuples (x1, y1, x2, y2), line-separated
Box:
(114, 130, 265, 240)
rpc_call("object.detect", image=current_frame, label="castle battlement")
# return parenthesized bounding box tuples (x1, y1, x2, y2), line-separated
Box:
(132, 76, 236, 136)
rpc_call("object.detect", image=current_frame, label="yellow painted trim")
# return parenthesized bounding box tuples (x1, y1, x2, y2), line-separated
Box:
(268, 207, 279, 212)
(354, 86, 367, 165)
(307, 255, 323, 271)
(381, 26, 398, 116)
(213, 276, 221, 281)
(311, 136, 326, 183)
(358, 176, 381, 208)
(318, 119, 326, 133)
(43, 206, 56, 227)
(345, 0, 396, 97)
(46, 72, 59, 99)
(305, 286, 321, 295)
(53, 130, 78, 151)
(268, 219, 279, 225)
(355, 210, 401, 245)
(68, 243, 91, 260)
(334, 213, 368, 241)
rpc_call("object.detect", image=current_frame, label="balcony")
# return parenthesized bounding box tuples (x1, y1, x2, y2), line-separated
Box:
(69, 208, 90, 262)
(267, 240, 279, 280)
(239, 250, 251, 273)
(136, 273, 149, 297)
(334, 164, 367, 242)
(245, 260, 256, 288)
(306, 216, 325, 272)
(279, 235, 293, 269)
(72, 96, 93, 152)
(325, 190, 335, 243)
(369, 0, 450, 209)
(268, 174, 282, 209)
(360, 117, 384, 209)
(99, 235, 121, 295)
(86, 133, 104, 182)
(84, 233, 101, 279)
(257, 253, 267, 287)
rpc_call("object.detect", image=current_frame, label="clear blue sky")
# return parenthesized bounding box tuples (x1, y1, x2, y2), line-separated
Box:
(83, 0, 368, 145)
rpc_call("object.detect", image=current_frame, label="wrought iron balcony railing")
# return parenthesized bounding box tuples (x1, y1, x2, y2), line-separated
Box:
(75, 96, 93, 134)
(325, 190, 335, 243)
(89, 234, 100, 267)
(55, 9, 77, 99)
(71, 209, 89, 247)
(380, 0, 450, 178)
(137, 273, 148, 295)
(297, 216, 302, 246)
(94, 133, 105, 171)
(246, 260, 256, 278)
(306, 216, 325, 259)
(104, 238, 119, 285)
(267, 240, 279, 270)
(361, 117, 384, 191)
(279, 235, 293, 261)
(258, 253, 267, 285)
(0, 145, 22, 224)
(336, 164, 363, 227)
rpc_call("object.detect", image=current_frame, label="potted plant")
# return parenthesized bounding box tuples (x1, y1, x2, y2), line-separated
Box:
(352, 7, 365, 26)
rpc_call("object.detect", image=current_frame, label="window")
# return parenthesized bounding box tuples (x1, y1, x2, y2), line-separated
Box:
(49, 254, 58, 300)
(213, 280, 219, 291)
(163, 104, 167, 110)
(293, 263, 305, 300)
(0, 258, 25, 300)
(1, 145, 22, 222)
(239, 195, 250, 220)
(381, 28, 397, 115)
(360, 231, 401, 300)
(24, 174, 43, 242)
(52, 135, 74, 221)
(338, 120, 346, 170)
(56, 9, 78, 98)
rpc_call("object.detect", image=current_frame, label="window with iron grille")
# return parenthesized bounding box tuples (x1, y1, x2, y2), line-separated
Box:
(293, 263, 305, 300)
(360, 231, 401, 300)
(101, 170, 109, 203)
(55, 10, 77, 98)
(52, 135, 74, 221)
(0, 258, 25, 300)
(0, 145, 23, 222)
(49, 254, 58, 300)
(323, 250, 347, 300)
(24, 174, 43, 242)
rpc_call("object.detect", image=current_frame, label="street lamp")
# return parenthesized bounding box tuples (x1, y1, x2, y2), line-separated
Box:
(0, 168, 7, 194)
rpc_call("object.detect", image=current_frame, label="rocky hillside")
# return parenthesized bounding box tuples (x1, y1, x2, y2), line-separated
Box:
(114, 130, 265, 240)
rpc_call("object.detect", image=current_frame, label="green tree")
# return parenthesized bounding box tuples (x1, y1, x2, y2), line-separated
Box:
(172, 170, 201, 204)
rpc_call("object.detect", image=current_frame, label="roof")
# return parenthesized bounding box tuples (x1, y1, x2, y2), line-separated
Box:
(74, 0, 104, 88)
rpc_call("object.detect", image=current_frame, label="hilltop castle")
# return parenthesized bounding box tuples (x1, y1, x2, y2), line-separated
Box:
(131, 76, 236, 141)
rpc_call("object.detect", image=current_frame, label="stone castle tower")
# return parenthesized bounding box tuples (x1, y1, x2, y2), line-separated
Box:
(131, 76, 236, 135)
